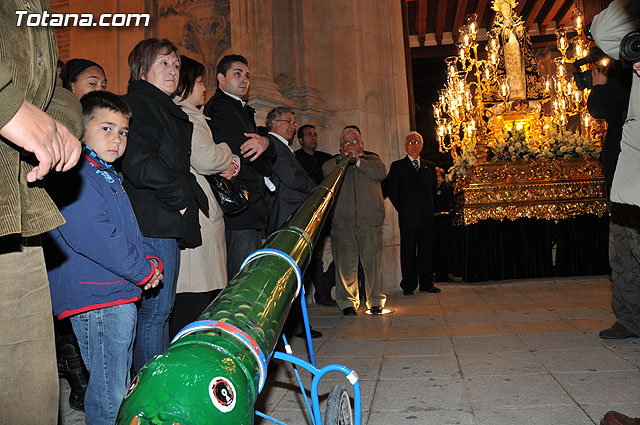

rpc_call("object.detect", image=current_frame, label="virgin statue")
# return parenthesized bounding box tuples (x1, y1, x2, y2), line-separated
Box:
(484, 0, 547, 104)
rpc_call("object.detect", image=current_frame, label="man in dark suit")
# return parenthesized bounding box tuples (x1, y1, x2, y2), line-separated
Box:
(264, 106, 322, 338)
(203, 54, 276, 280)
(383, 131, 440, 295)
(295, 124, 333, 185)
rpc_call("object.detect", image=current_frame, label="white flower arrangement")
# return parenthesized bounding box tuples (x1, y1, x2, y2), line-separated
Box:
(536, 127, 599, 159)
(446, 127, 600, 182)
(447, 149, 477, 182)
(488, 128, 538, 161)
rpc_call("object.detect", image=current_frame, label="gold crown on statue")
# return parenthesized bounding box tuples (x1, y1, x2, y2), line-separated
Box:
(491, 0, 518, 13)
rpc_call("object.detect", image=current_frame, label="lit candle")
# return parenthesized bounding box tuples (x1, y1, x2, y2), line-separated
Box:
(559, 36, 567, 51)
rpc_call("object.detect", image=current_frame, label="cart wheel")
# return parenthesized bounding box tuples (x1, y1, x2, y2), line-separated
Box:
(324, 385, 353, 425)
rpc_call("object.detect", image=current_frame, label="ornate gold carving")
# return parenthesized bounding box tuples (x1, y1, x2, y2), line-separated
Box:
(453, 157, 607, 225)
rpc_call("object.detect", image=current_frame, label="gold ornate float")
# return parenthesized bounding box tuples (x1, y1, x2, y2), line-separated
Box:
(434, 1, 607, 227)
(452, 157, 607, 225)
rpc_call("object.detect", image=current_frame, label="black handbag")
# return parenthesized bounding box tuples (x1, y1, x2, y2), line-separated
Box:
(204, 174, 249, 215)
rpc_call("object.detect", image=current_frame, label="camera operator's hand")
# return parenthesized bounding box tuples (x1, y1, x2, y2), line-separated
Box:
(592, 69, 608, 86)
(634, 61, 640, 77)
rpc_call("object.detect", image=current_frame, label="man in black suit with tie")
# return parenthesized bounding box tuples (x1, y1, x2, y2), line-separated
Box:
(203, 54, 277, 279)
(383, 131, 440, 295)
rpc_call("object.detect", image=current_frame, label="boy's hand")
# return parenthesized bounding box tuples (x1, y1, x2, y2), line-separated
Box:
(143, 273, 163, 291)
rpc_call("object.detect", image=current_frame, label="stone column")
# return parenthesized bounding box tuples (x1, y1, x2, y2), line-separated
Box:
(230, 0, 288, 123)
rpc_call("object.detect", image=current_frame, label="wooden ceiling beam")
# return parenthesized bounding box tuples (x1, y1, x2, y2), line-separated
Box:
(524, 0, 548, 28)
(540, 0, 569, 33)
(515, 0, 528, 15)
(453, 0, 470, 41)
(418, 0, 428, 46)
(476, 0, 490, 27)
(435, 0, 447, 44)
(557, 1, 576, 27)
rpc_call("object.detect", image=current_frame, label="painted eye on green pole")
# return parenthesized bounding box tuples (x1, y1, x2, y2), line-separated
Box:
(116, 156, 352, 425)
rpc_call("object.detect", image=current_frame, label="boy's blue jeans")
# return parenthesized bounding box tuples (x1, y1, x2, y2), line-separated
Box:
(134, 236, 179, 372)
(70, 303, 136, 425)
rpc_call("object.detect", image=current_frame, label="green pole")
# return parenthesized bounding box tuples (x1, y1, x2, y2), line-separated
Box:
(117, 156, 351, 425)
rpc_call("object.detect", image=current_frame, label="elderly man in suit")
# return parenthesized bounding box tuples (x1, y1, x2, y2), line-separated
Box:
(322, 126, 387, 315)
(383, 131, 440, 295)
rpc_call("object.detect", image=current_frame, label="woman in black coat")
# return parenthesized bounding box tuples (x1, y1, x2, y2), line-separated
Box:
(121, 38, 207, 372)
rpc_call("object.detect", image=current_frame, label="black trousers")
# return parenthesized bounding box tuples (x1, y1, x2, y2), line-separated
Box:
(399, 216, 434, 292)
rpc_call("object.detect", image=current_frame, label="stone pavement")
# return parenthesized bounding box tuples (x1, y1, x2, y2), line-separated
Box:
(59, 275, 640, 425)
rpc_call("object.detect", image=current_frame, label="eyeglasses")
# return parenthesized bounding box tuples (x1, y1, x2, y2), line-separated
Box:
(407, 140, 422, 145)
(341, 139, 360, 145)
(275, 119, 297, 126)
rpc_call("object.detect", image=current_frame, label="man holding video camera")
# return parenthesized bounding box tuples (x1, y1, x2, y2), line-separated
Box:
(590, 0, 640, 344)
(591, 2, 640, 423)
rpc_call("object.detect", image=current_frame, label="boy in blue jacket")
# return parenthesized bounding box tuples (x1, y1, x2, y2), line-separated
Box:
(45, 91, 163, 425)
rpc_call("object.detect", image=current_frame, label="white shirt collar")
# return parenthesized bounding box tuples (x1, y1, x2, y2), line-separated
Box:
(269, 132, 293, 151)
(221, 89, 246, 107)
(407, 154, 420, 165)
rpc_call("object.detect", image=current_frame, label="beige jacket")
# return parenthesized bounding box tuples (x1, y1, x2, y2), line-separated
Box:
(174, 98, 236, 293)
(322, 153, 387, 227)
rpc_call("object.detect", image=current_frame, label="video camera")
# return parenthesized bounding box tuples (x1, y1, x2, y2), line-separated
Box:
(573, 46, 608, 90)
(573, 28, 640, 91)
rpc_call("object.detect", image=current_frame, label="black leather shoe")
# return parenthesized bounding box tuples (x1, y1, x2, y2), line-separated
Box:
(420, 286, 441, 294)
(295, 328, 323, 339)
(370, 306, 383, 315)
(402, 290, 414, 296)
(599, 322, 638, 339)
(342, 307, 357, 316)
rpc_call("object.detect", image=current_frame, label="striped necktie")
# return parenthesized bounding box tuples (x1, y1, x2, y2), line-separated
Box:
(412, 159, 419, 171)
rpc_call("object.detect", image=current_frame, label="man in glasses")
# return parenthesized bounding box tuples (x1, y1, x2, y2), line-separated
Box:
(383, 131, 439, 296)
(264, 106, 322, 338)
(322, 126, 387, 315)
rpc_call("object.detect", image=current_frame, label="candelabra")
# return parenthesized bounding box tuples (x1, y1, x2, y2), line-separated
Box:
(434, 14, 504, 158)
(549, 9, 603, 140)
